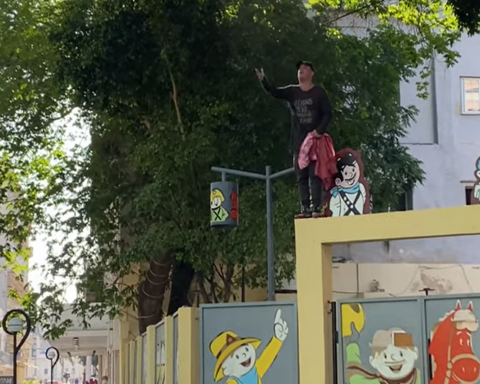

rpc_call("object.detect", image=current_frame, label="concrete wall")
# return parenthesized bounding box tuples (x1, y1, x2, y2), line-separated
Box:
(281, 262, 480, 299)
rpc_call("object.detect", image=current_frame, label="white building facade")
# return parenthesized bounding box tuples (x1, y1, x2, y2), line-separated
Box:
(330, 32, 480, 264)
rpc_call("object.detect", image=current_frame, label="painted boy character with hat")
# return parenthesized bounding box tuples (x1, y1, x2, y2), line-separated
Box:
(211, 188, 229, 223)
(209, 309, 288, 384)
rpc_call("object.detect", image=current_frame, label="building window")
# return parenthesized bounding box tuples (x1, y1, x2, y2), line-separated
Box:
(394, 188, 414, 211)
(461, 77, 480, 114)
(44, 368, 48, 375)
(466, 186, 473, 205)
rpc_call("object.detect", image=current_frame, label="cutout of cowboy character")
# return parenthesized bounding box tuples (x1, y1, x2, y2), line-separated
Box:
(346, 328, 420, 384)
(209, 309, 288, 384)
(211, 188, 229, 222)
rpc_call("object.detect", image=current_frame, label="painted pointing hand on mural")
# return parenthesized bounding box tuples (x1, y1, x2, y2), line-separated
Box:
(274, 309, 289, 341)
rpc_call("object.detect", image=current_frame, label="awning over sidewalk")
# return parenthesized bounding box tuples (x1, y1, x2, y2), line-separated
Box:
(48, 305, 109, 357)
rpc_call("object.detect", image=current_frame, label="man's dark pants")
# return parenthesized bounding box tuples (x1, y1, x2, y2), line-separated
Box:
(294, 154, 324, 209)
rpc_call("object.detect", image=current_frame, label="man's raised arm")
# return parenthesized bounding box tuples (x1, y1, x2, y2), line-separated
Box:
(256, 68, 293, 101)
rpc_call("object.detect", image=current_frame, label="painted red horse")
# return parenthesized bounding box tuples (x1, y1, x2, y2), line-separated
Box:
(429, 301, 480, 384)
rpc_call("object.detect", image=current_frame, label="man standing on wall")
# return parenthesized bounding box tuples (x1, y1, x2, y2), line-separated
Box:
(256, 61, 333, 218)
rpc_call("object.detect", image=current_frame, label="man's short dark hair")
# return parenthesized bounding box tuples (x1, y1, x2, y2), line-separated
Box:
(297, 60, 315, 72)
(296, 61, 315, 72)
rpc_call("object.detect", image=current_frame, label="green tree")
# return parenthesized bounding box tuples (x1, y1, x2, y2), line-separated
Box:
(0, 0, 68, 278)
(0, 0, 467, 336)
(447, 0, 480, 35)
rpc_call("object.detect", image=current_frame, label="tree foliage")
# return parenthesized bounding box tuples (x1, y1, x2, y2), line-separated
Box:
(0, 0, 470, 337)
(447, 0, 480, 35)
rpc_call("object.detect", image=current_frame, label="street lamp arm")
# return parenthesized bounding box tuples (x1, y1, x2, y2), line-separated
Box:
(46, 346, 60, 368)
(270, 167, 294, 180)
(1, 308, 32, 384)
(211, 164, 294, 302)
(211, 166, 266, 181)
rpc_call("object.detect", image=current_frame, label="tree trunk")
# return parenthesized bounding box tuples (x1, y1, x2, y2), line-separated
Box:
(167, 261, 195, 316)
(137, 251, 174, 334)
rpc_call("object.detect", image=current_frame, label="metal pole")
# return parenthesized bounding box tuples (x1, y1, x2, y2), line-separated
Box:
(46, 346, 60, 384)
(212, 165, 293, 302)
(13, 333, 17, 384)
(266, 165, 275, 301)
(2, 309, 32, 384)
(241, 264, 246, 302)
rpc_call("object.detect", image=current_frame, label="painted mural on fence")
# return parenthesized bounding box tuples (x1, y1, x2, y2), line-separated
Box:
(210, 310, 288, 384)
(428, 300, 480, 384)
(155, 323, 166, 384)
(200, 303, 298, 384)
(341, 301, 423, 384)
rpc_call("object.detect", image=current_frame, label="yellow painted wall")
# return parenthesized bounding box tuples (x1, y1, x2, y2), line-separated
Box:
(295, 205, 480, 384)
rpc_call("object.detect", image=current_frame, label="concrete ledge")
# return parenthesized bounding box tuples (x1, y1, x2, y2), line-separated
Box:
(295, 205, 480, 244)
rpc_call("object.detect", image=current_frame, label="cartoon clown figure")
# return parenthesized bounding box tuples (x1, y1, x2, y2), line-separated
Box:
(329, 149, 369, 217)
(209, 309, 288, 384)
(211, 188, 229, 223)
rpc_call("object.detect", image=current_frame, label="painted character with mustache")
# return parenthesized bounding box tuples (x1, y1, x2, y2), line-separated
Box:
(329, 150, 368, 217)
(346, 328, 420, 384)
(210, 310, 288, 384)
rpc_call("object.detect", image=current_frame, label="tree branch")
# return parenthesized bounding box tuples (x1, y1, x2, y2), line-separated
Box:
(326, 0, 383, 25)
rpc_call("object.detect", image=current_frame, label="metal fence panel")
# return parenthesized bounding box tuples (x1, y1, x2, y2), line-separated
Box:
(173, 313, 179, 384)
(199, 302, 298, 384)
(142, 334, 147, 384)
(336, 297, 425, 384)
(423, 294, 480, 384)
(155, 321, 166, 384)
(133, 339, 138, 384)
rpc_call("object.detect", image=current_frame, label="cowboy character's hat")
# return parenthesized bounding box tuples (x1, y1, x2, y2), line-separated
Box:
(209, 331, 261, 382)
(211, 189, 225, 202)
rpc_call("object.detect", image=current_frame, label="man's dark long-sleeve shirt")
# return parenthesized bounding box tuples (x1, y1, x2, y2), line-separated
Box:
(261, 77, 333, 153)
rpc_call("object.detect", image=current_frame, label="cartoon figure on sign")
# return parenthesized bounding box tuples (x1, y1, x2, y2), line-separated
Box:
(211, 189, 229, 223)
(429, 301, 480, 384)
(209, 309, 288, 384)
(327, 148, 370, 217)
(155, 340, 165, 384)
(471, 157, 480, 204)
(346, 328, 420, 384)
